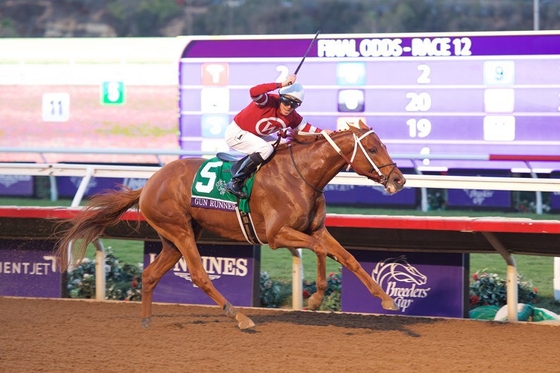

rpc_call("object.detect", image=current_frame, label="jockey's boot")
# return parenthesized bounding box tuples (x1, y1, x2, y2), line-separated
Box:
(226, 153, 264, 199)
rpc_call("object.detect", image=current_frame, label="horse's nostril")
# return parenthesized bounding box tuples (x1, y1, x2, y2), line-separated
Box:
(393, 176, 406, 188)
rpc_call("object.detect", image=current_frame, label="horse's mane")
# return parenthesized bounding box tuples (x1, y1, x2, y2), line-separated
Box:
(276, 129, 351, 152)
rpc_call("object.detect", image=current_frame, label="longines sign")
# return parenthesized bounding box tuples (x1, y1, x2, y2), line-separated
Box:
(144, 242, 260, 307)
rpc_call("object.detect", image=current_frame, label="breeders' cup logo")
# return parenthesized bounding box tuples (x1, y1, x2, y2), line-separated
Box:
(70, 176, 98, 194)
(325, 184, 354, 192)
(123, 178, 147, 190)
(0, 175, 31, 188)
(371, 255, 431, 312)
(463, 189, 494, 205)
(147, 253, 248, 286)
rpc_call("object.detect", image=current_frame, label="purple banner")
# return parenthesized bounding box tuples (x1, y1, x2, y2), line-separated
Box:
(551, 172, 560, 211)
(342, 251, 467, 318)
(182, 33, 560, 58)
(446, 169, 511, 208)
(56, 176, 147, 198)
(144, 242, 260, 306)
(552, 192, 560, 211)
(0, 175, 33, 196)
(0, 239, 61, 298)
(324, 184, 416, 207)
(447, 189, 511, 208)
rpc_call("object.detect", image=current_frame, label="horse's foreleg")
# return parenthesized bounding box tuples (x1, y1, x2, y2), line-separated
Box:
(322, 230, 398, 311)
(141, 239, 182, 328)
(270, 227, 328, 310)
(308, 248, 328, 310)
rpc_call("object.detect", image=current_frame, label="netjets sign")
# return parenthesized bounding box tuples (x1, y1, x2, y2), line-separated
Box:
(0, 239, 62, 298)
(342, 251, 468, 318)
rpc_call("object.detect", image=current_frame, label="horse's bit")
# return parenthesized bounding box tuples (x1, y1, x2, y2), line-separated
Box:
(321, 129, 397, 186)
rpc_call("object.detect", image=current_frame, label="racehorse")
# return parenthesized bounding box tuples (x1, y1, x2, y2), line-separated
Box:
(55, 119, 406, 329)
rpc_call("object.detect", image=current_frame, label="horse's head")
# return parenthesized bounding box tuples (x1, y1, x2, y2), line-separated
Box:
(332, 120, 406, 194)
(389, 256, 428, 285)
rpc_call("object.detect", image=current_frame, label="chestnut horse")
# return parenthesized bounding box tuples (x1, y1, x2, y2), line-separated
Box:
(56, 120, 406, 329)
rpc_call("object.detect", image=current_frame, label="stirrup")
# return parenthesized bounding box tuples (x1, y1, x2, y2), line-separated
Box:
(226, 180, 248, 199)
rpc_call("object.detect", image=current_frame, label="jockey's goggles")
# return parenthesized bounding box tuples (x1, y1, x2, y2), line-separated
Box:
(279, 95, 302, 108)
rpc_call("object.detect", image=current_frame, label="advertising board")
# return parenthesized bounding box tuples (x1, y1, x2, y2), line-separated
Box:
(341, 250, 468, 318)
(0, 239, 61, 298)
(144, 242, 260, 307)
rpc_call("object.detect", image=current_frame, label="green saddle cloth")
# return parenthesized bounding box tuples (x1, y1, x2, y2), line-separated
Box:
(190, 157, 254, 213)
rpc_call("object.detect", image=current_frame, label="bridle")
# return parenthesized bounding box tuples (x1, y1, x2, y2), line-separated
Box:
(284, 128, 397, 192)
(321, 129, 397, 186)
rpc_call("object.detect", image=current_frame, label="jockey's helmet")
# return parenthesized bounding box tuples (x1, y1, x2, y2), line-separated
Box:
(279, 83, 304, 103)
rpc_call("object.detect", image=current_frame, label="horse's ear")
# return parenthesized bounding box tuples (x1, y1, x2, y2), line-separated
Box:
(343, 118, 367, 130)
(358, 119, 369, 130)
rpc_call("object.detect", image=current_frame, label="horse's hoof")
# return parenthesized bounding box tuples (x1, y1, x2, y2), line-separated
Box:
(307, 293, 323, 310)
(382, 299, 399, 311)
(236, 313, 256, 330)
(141, 317, 152, 328)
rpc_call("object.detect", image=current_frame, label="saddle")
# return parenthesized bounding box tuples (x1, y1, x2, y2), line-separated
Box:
(216, 152, 243, 163)
(216, 152, 245, 174)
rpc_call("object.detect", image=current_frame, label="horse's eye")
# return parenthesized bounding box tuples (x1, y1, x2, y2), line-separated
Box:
(369, 147, 377, 154)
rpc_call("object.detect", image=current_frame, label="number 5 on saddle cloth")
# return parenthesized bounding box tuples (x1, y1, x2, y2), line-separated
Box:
(191, 153, 256, 208)
(190, 153, 262, 244)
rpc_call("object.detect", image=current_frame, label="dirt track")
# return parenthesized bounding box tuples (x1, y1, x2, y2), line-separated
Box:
(1, 297, 559, 373)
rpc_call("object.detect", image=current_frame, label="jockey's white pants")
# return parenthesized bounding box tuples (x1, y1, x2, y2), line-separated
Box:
(224, 121, 275, 160)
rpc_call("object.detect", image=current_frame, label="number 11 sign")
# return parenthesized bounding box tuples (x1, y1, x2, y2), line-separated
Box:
(42, 93, 70, 122)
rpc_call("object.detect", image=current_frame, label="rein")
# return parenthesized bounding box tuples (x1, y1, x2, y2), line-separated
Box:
(321, 129, 396, 186)
(288, 143, 324, 194)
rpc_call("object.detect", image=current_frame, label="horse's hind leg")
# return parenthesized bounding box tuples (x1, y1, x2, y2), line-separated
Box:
(319, 229, 398, 311)
(141, 237, 182, 328)
(149, 222, 255, 329)
(176, 236, 255, 329)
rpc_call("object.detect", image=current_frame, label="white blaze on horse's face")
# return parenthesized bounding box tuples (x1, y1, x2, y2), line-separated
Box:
(348, 122, 406, 194)
(323, 120, 406, 194)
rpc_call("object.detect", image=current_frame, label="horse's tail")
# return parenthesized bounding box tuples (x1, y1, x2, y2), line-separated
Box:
(55, 186, 143, 269)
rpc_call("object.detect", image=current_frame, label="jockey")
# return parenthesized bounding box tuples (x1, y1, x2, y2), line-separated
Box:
(224, 73, 331, 199)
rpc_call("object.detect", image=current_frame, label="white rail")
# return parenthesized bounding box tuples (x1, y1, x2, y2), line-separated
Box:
(332, 171, 560, 192)
(0, 163, 161, 179)
(0, 162, 559, 213)
(1, 163, 559, 190)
